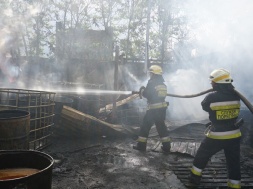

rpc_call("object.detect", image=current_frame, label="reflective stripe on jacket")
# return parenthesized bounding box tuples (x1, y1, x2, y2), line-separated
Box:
(205, 129, 241, 139)
(136, 136, 147, 143)
(161, 136, 171, 143)
(155, 85, 167, 97)
(210, 100, 240, 120)
(142, 75, 167, 104)
(148, 102, 168, 110)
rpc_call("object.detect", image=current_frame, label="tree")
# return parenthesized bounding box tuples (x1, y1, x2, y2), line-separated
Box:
(1, 0, 193, 63)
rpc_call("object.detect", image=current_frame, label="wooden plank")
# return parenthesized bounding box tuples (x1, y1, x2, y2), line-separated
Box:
(99, 94, 139, 113)
(59, 106, 134, 137)
(62, 106, 128, 133)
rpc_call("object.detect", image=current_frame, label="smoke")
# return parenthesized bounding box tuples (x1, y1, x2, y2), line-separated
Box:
(1, 0, 253, 122)
(162, 0, 253, 121)
(163, 69, 207, 121)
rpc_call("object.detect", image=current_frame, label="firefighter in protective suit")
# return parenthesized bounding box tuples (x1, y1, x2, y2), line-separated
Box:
(189, 68, 242, 189)
(133, 65, 171, 153)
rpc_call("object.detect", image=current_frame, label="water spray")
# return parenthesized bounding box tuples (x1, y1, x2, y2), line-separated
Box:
(53, 89, 133, 95)
(53, 88, 212, 97)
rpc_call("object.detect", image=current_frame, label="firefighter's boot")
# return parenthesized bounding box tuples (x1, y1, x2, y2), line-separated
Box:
(161, 142, 171, 153)
(133, 142, 146, 152)
(188, 172, 201, 185)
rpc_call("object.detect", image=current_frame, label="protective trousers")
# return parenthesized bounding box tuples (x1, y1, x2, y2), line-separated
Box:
(192, 137, 241, 188)
(140, 107, 168, 138)
(136, 107, 170, 152)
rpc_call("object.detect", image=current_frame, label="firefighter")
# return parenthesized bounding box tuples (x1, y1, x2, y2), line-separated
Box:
(133, 65, 171, 153)
(189, 68, 242, 189)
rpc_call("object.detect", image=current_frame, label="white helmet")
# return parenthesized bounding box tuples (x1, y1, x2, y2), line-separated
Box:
(149, 65, 162, 75)
(209, 68, 233, 84)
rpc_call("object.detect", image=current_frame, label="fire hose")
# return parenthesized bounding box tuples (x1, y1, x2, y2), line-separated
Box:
(234, 89, 253, 114)
(166, 88, 213, 98)
(132, 88, 213, 98)
(166, 88, 253, 114)
(132, 88, 253, 114)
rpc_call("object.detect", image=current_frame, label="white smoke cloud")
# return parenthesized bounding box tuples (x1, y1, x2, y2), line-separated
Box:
(0, 0, 252, 123)
(161, 0, 253, 121)
(164, 69, 208, 121)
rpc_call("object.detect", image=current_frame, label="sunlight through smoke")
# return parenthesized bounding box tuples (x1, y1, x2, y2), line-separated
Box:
(52, 88, 133, 95)
(0, 0, 253, 123)
(165, 69, 209, 121)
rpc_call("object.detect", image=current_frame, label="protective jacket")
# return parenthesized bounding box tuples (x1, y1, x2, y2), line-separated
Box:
(142, 74, 168, 109)
(202, 84, 241, 136)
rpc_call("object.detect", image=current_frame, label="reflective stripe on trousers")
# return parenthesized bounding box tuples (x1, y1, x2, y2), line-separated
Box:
(191, 165, 202, 176)
(228, 179, 241, 189)
(136, 136, 147, 143)
(161, 136, 170, 143)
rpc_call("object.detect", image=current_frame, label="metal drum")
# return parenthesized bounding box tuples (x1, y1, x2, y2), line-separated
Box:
(0, 110, 30, 150)
(0, 150, 54, 189)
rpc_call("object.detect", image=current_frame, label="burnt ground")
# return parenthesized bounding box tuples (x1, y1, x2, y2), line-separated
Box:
(44, 136, 187, 189)
(42, 117, 253, 189)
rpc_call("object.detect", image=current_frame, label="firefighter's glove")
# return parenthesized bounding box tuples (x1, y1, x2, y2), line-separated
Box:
(139, 86, 145, 99)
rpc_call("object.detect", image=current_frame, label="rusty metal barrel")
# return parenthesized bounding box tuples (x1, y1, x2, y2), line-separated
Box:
(0, 150, 54, 189)
(0, 110, 30, 150)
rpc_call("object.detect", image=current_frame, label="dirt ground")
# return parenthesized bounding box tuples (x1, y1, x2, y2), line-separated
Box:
(42, 120, 197, 189)
(45, 137, 188, 189)
(43, 119, 253, 189)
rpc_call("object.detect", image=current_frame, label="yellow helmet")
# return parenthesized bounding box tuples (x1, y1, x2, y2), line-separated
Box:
(149, 65, 162, 75)
(209, 68, 233, 83)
